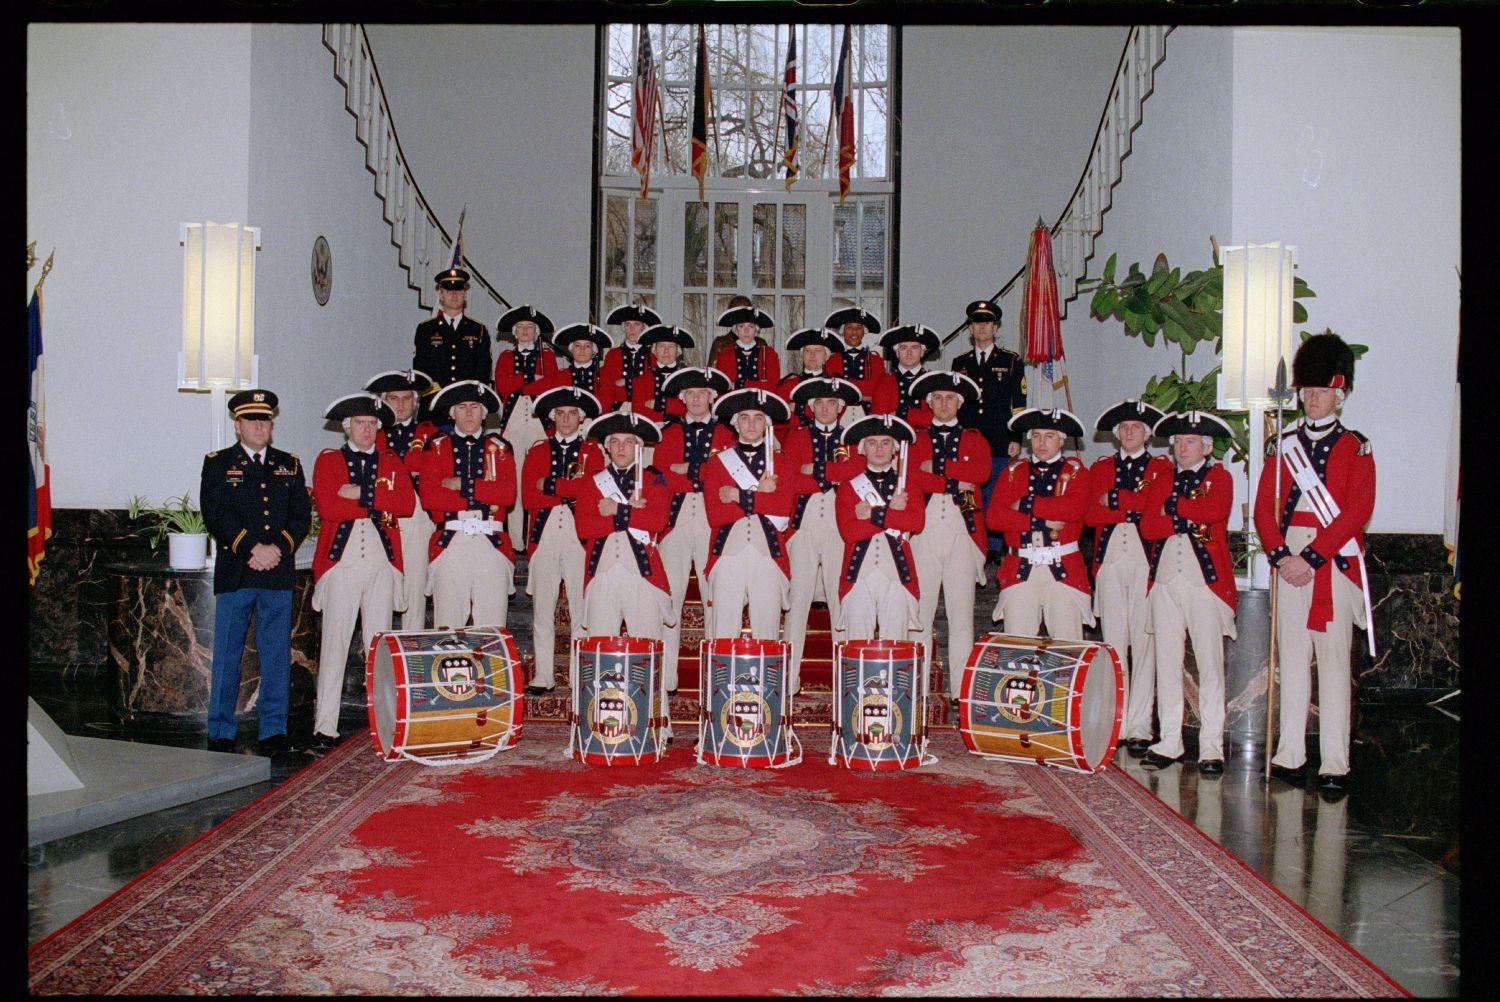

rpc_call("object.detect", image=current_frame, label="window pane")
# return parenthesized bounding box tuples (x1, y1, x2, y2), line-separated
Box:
(752, 203, 777, 289)
(681, 293, 707, 361)
(860, 202, 885, 291)
(605, 80, 633, 175)
(683, 201, 708, 287)
(634, 199, 658, 289)
(605, 195, 629, 287)
(859, 24, 887, 80)
(832, 203, 856, 291)
(861, 89, 887, 180)
(782, 295, 805, 338)
(781, 204, 806, 287)
(712, 201, 738, 287)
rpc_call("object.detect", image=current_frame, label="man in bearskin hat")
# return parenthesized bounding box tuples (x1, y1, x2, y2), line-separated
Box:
(1254, 332, 1374, 795)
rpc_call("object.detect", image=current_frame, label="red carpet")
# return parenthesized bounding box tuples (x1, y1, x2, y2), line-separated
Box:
(29, 725, 1405, 996)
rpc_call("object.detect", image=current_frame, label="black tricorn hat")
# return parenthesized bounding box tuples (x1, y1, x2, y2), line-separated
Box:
(842, 413, 917, 447)
(496, 305, 555, 337)
(878, 324, 941, 356)
(587, 411, 662, 446)
(553, 323, 613, 354)
(663, 366, 732, 398)
(824, 307, 882, 333)
(1292, 332, 1356, 393)
(606, 303, 664, 327)
(785, 328, 842, 354)
(365, 369, 435, 396)
(640, 324, 696, 352)
(1095, 398, 1166, 433)
(716, 305, 775, 329)
(910, 370, 980, 404)
(966, 299, 1002, 323)
(324, 392, 394, 427)
(228, 388, 278, 419)
(434, 267, 470, 290)
(1153, 410, 1234, 440)
(430, 379, 502, 416)
(790, 376, 861, 407)
(1009, 407, 1086, 438)
(715, 387, 791, 425)
(532, 385, 602, 422)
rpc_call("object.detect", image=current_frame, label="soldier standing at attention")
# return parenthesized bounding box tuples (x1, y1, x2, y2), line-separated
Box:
(413, 265, 492, 390)
(952, 299, 1028, 565)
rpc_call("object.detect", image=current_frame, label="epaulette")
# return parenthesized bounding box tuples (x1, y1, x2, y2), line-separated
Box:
(1063, 456, 1085, 470)
(206, 448, 222, 459)
(1351, 429, 1372, 456)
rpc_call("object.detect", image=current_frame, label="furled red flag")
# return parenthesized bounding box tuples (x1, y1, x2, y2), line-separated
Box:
(781, 28, 800, 192)
(831, 26, 855, 204)
(631, 26, 660, 200)
(28, 286, 51, 585)
(1022, 220, 1071, 410)
(690, 25, 712, 203)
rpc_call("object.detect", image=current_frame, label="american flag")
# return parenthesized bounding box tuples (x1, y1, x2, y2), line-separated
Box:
(28, 283, 51, 585)
(631, 26, 660, 200)
(831, 26, 855, 204)
(782, 29, 800, 192)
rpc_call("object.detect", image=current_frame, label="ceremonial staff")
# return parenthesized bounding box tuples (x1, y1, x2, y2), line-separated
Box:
(1264, 358, 1294, 783)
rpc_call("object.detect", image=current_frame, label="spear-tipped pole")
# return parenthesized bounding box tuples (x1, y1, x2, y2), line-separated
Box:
(1264, 357, 1294, 782)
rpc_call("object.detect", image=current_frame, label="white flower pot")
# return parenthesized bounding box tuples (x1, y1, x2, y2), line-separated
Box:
(167, 532, 209, 571)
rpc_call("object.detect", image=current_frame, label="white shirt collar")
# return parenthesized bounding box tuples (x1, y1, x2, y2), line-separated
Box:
(442, 311, 464, 325)
(349, 444, 376, 454)
(1035, 453, 1063, 466)
(1180, 458, 1209, 473)
(814, 421, 839, 433)
(556, 432, 582, 444)
(931, 419, 959, 428)
(1120, 447, 1147, 460)
(898, 365, 924, 375)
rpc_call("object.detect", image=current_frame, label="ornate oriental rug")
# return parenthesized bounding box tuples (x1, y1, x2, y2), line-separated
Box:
(29, 726, 1405, 996)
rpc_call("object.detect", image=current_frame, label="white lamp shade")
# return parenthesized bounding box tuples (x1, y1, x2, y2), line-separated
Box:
(1219, 242, 1295, 409)
(181, 222, 258, 389)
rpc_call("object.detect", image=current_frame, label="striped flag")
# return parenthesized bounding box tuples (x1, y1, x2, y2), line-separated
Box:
(781, 29, 800, 192)
(449, 206, 466, 270)
(690, 25, 712, 203)
(631, 26, 660, 200)
(28, 287, 51, 585)
(831, 26, 855, 204)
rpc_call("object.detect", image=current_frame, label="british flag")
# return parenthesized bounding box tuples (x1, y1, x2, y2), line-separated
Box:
(782, 29, 800, 191)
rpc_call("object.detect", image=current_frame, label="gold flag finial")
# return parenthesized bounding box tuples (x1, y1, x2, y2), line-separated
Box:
(27, 242, 37, 270)
(37, 251, 56, 291)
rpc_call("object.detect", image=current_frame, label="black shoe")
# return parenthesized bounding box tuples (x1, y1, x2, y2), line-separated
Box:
(1317, 772, 1349, 792)
(256, 733, 290, 756)
(666, 688, 678, 697)
(309, 733, 339, 753)
(207, 737, 237, 753)
(1122, 738, 1152, 754)
(1269, 763, 1307, 786)
(1198, 758, 1225, 777)
(1139, 751, 1183, 770)
(524, 685, 555, 696)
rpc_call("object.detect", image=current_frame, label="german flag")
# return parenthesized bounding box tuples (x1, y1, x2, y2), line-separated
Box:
(690, 25, 712, 203)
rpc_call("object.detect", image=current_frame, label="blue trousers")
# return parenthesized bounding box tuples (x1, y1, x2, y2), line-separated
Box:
(208, 587, 293, 741)
(979, 454, 1015, 555)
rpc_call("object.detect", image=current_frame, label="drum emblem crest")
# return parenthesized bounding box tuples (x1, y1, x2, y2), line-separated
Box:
(855, 695, 902, 750)
(721, 691, 770, 748)
(433, 655, 481, 701)
(588, 667, 636, 745)
(995, 672, 1043, 724)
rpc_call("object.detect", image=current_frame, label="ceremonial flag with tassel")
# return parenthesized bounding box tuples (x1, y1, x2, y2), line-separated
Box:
(630, 26, 660, 200)
(831, 26, 855, 204)
(28, 280, 51, 585)
(1021, 219, 1071, 410)
(690, 25, 712, 203)
(781, 29, 800, 192)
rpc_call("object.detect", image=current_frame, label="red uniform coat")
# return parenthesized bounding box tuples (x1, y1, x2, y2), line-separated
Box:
(630, 364, 689, 424)
(701, 443, 798, 580)
(653, 419, 736, 539)
(1140, 461, 1237, 613)
(713, 341, 781, 394)
(835, 468, 926, 599)
(827, 346, 885, 403)
(572, 465, 673, 594)
(1084, 452, 1175, 568)
(779, 422, 864, 537)
(519, 436, 605, 559)
(376, 420, 440, 482)
(908, 425, 993, 555)
(419, 433, 517, 564)
(600, 343, 655, 409)
(534, 362, 619, 413)
(310, 447, 416, 583)
(985, 455, 1091, 596)
(493, 345, 560, 407)
(1253, 424, 1374, 631)
(870, 369, 934, 429)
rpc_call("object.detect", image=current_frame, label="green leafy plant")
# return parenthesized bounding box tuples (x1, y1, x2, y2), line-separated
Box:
(126, 493, 207, 549)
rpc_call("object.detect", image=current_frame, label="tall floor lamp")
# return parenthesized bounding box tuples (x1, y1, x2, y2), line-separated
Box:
(180, 222, 260, 451)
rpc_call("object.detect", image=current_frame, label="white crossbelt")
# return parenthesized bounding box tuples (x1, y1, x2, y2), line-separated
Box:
(718, 448, 789, 532)
(1017, 541, 1079, 565)
(444, 511, 505, 535)
(848, 472, 905, 541)
(592, 469, 652, 546)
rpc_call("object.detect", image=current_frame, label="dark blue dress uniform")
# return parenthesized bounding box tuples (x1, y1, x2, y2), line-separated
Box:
(413, 314, 493, 389)
(952, 344, 1028, 461)
(199, 442, 311, 746)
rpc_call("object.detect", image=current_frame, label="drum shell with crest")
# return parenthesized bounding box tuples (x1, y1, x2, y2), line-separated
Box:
(830, 639, 929, 771)
(697, 637, 800, 768)
(570, 635, 666, 766)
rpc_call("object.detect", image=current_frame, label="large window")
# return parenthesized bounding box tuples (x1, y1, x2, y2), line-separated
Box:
(599, 23, 895, 365)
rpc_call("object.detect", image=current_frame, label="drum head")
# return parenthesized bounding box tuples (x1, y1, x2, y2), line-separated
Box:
(369, 637, 399, 757)
(1077, 645, 1122, 771)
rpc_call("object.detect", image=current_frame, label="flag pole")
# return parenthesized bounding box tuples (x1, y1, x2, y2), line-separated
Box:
(1264, 357, 1292, 783)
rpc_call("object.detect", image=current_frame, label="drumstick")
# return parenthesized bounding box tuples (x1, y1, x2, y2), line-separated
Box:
(765, 436, 774, 478)
(897, 441, 908, 491)
(634, 441, 643, 501)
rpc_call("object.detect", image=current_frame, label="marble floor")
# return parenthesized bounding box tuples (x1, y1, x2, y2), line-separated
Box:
(27, 584, 1461, 997)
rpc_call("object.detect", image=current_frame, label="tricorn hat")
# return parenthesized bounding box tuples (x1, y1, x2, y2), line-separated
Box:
(496, 305, 555, 338)
(878, 324, 941, 356)
(324, 392, 394, 427)
(911, 370, 980, 404)
(785, 328, 843, 354)
(552, 323, 613, 354)
(532, 385, 602, 422)
(716, 305, 776, 329)
(842, 413, 917, 447)
(228, 388, 278, 420)
(824, 307, 882, 333)
(1009, 407, 1086, 439)
(715, 387, 791, 425)
(1292, 332, 1356, 393)
(364, 369, 435, 396)
(640, 324, 696, 353)
(606, 303, 664, 327)
(587, 411, 662, 446)
(663, 366, 732, 398)
(1095, 398, 1166, 433)
(1153, 410, 1234, 440)
(790, 376, 861, 407)
(430, 379, 502, 416)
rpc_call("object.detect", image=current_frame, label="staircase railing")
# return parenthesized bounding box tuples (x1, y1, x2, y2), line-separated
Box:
(940, 25, 1173, 351)
(322, 24, 510, 321)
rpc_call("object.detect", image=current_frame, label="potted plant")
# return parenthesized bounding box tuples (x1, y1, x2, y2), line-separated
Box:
(126, 493, 211, 570)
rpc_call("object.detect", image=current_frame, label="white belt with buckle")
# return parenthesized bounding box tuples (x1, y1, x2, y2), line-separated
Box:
(1017, 541, 1079, 565)
(444, 515, 504, 535)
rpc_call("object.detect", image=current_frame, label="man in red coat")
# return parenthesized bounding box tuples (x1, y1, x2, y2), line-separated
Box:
(1254, 333, 1374, 794)
(539, 323, 617, 412)
(836, 414, 925, 642)
(601, 303, 663, 412)
(907, 372, 991, 697)
(419, 381, 517, 630)
(985, 408, 1093, 640)
(367, 369, 439, 630)
(310, 393, 415, 750)
(777, 328, 844, 439)
(1138, 411, 1238, 775)
(870, 324, 940, 430)
(519, 386, 604, 694)
(631, 324, 695, 424)
(824, 306, 884, 407)
(493, 306, 559, 549)
(701, 388, 797, 640)
(712, 305, 780, 394)
(1085, 399, 1173, 752)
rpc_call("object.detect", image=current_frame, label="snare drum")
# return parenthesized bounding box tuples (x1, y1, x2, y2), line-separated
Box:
(697, 638, 801, 768)
(829, 639, 929, 771)
(570, 635, 666, 765)
(366, 628, 524, 765)
(958, 633, 1123, 774)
